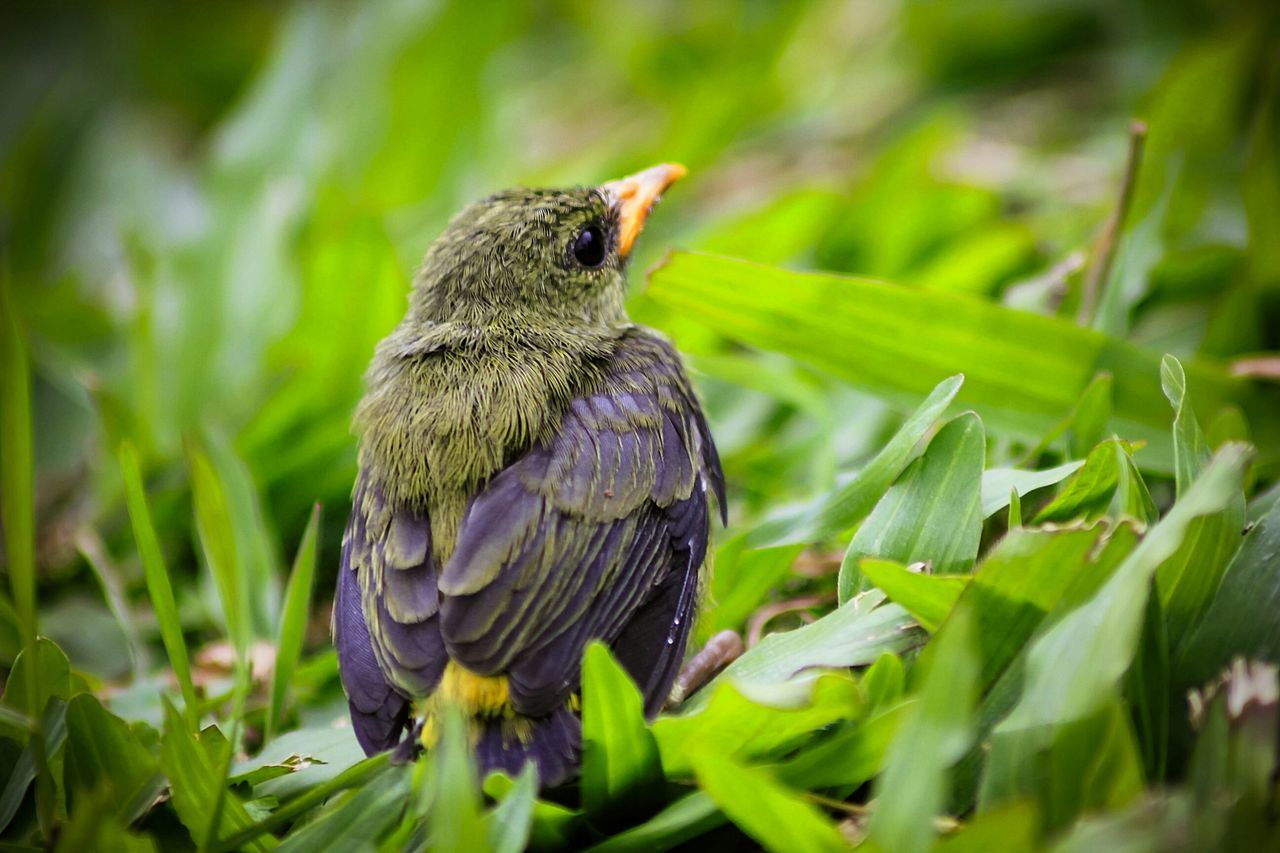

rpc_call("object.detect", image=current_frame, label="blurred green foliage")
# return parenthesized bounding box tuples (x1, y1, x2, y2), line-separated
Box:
(2, 0, 1280, 849)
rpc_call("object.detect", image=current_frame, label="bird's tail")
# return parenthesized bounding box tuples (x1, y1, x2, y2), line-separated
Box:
(471, 704, 581, 788)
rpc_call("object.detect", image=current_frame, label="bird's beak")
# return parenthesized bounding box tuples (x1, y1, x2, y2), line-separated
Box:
(601, 163, 687, 258)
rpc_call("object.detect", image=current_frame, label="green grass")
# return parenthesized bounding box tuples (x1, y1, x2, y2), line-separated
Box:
(3, 0, 1280, 849)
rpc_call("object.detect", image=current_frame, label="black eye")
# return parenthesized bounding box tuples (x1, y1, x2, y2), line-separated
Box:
(571, 224, 607, 268)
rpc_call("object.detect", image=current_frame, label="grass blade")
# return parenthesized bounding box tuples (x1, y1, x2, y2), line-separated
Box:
(0, 278, 36, 650)
(119, 442, 199, 725)
(2, 282, 53, 838)
(266, 503, 322, 743)
(188, 442, 252, 680)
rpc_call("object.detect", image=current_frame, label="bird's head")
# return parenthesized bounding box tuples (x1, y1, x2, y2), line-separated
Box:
(407, 163, 686, 328)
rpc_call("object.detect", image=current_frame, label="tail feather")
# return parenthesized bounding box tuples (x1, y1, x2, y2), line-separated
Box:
(473, 705, 581, 788)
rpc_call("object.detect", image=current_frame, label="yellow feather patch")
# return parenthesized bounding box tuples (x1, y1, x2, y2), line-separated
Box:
(438, 661, 512, 715)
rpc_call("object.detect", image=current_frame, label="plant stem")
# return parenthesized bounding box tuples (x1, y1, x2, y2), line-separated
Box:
(1077, 120, 1148, 326)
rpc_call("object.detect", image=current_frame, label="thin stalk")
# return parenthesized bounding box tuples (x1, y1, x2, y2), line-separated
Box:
(0, 275, 52, 840)
(1077, 120, 1148, 326)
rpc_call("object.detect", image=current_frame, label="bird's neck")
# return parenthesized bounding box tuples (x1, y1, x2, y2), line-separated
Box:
(354, 319, 626, 560)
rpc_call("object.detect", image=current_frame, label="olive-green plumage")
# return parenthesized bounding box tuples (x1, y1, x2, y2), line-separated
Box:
(334, 170, 724, 786)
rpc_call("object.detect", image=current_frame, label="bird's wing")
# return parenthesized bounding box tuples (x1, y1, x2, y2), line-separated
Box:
(334, 472, 448, 753)
(439, 329, 725, 717)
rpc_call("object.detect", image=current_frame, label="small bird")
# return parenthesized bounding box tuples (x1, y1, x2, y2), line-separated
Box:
(334, 164, 725, 786)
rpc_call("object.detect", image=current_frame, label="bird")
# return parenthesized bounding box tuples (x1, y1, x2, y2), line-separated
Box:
(333, 164, 725, 787)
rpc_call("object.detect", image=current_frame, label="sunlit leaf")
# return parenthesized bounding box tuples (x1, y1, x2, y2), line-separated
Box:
(1155, 356, 1247, 650)
(744, 373, 964, 548)
(654, 674, 862, 778)
(870, 608, 978, 853)
(980, 460, 1084, 518)
(838, 412, 984, 601)
(858, 560, 968, 632)
(646, 252, 1279, 474)
(689, 591, 922, 712)
(690, 749, 847, 853)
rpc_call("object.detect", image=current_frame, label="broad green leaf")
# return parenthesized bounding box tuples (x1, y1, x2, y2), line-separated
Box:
(870, 609, 978, 853)
(745, 373, 964, 547)
(948, 524, 1142, 811)
(119, 442, 198, 724)
(860, 652, 906, 712)
(52, 786, 156, 853)
(690, 749, 847, 853)
(1124, 580, 1169, 781)
(159, 699, 276, 852)
(1110, 442, 1158, 525)
(1, 637, 71, 718)
(1001, 444, 1250, 730)
(1155, 356, 1247, 650)
(197, 430, 282, 639)
(217, 753, 394, 852)
(986, 445, 1251, 816)
(980, 460, 1084, 518)
(581, 642, 663, 823)
(588, 791, 721, 853)
(1178, 500, 1280, 687)
(275, 763, 410, 853)
(983, 700, 1145, 834)
(0, 704, 31, 741)
(266, 503, 321, 742)
(428, 707, 486, 853)
(646, 252, 1280, 474)
(482, 770, 582, 852)
(484, 764, 537, 853)
(958, 524, 1138, 689)
(858, 560, 968, 632)
(1019, 372, 1112, 463)
(689, 591, 922, 712)
(654, 674, 862, 778)
(1161, 355, 1210, 497)
(1033, 439, 1129, 523)
(233, 724, 365, 800)
(775, 699, 913, 790)
(1069, 373, 1114, 459)
(63, 694, 164, 825)
(839, 412, 984, 601)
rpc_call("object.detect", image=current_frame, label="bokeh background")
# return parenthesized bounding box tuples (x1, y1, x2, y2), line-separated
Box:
(3, 0, 1278, 751)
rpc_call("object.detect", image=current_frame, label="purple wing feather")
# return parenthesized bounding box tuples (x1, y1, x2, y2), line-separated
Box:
(335, 473, 448, 755)
(439, 330, 723, 716)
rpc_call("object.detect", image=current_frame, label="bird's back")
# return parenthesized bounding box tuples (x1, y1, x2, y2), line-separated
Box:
(336, 322, 723, 785)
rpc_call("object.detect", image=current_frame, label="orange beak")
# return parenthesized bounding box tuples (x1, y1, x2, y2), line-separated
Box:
(601, 163, 687, 258)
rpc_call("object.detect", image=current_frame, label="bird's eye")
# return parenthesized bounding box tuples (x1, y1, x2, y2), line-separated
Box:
(571, 224, 607, 268)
